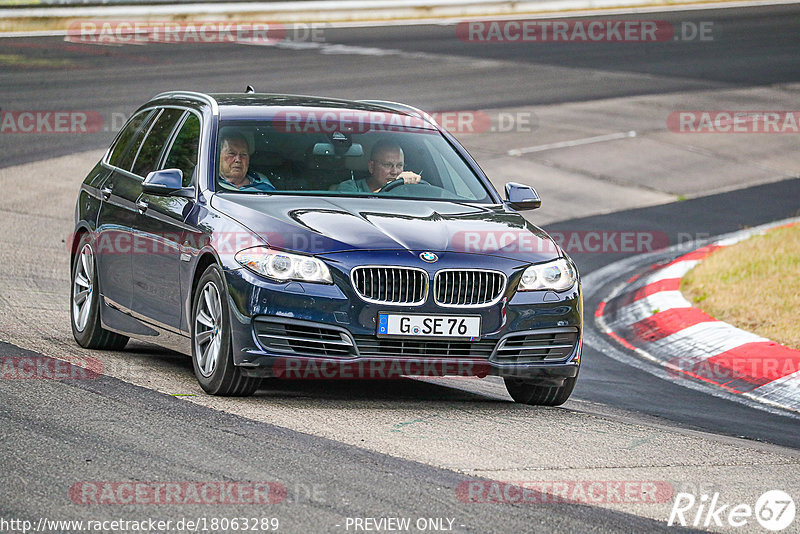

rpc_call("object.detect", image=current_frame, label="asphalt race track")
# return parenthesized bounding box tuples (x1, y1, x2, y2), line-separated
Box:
(1, 4, 799, 532)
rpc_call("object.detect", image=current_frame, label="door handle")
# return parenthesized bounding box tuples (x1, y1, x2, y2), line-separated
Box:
(136, 200, 149, 214)
(101, 187, 112, 200)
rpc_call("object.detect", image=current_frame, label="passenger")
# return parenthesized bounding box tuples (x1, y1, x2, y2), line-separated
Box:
(218, 132, 275, 192)
(337, 140, 421, 193)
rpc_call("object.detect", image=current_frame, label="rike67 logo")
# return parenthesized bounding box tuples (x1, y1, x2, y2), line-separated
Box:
(669, 490, 795, 531)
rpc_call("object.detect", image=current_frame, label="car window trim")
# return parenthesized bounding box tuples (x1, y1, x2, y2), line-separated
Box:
(160, 111, 190, 169)
(102, 105, 201, 183)
(132, 108, 186, 178)
(129, 108, 164, 174)
(103, 108, 156, 170)
(160, 109, 203, 189)
(211, 119, 492, 199)
(152, 91, 218, 116)
(102, 107, 160, 180)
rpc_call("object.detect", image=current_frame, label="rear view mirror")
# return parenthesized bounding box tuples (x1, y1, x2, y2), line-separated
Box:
(312, 143, 363, 157)
(505, 182, 541, 210)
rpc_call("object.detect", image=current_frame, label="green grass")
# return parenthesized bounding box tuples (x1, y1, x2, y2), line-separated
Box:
(681, 224, 800, 349)
(0, 54, 75, 68)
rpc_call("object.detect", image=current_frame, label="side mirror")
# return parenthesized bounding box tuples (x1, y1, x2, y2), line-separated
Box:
(505, 182, 541, 210)
(142, 169, 193, 198)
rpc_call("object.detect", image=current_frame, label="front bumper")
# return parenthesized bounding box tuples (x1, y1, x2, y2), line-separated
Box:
(222, 262, 582, 383)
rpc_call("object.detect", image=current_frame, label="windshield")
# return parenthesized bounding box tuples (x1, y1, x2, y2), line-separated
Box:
(214, 117, 493, 202)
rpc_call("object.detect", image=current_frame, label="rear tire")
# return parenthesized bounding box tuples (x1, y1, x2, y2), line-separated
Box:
(504, 375, 577, 406)
(70, 234, 129, 350)
(191, 264, 260, 396)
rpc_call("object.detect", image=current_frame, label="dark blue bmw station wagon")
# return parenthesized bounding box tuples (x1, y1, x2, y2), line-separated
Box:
(71, 91, 582, 405)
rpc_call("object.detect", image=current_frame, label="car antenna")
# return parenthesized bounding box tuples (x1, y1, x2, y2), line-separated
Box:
(245, 85, 255, 94)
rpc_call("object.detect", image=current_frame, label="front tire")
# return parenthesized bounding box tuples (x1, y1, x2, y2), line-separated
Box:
(70, 234, 129, 350)
(504, 375, 577, 406)
(191, 264, 260, 396)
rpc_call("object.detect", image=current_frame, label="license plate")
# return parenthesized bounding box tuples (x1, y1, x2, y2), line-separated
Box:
(378, 313, 481, 339)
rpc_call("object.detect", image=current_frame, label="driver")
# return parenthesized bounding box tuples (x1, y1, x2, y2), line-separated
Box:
(336, 140, 421, 193)
(218, 131, 276, 192)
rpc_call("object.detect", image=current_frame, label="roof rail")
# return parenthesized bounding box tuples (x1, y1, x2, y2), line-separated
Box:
(357, 100, 439, 128)
(151, 91, 219, 115)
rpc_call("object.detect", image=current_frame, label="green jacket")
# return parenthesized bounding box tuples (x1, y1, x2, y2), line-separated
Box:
(335, 178, 372, 193)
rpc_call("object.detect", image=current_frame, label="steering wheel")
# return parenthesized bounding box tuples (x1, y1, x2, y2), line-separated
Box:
(378, 177, 430, 193)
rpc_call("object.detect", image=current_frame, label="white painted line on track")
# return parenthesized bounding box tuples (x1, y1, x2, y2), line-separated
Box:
(237, 39, 504, 67)
(507, 130, 636, 157)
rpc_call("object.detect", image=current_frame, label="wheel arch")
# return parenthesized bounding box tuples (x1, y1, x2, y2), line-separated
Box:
(69, 224, 93, 270)
(190, 252, 220, 307)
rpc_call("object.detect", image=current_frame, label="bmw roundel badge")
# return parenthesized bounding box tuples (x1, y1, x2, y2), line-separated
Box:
(419, 252, 438, 263)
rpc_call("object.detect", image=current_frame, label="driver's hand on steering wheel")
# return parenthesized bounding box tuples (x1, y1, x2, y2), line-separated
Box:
(396, 171, 421, 184)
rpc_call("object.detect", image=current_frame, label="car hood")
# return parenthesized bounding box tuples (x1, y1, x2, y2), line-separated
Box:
(211, 194, 561, 262)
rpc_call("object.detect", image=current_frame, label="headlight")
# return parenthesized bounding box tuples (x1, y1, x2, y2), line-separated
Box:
(518, 258, 577, 291)
(234, 246, 333, 284)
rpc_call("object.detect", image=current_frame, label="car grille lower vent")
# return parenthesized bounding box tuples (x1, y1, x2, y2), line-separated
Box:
(493, 327, 579, 364)
(254, 321, 577, 364)
(351, 266, 428, 305)
(254, 320, 356, 358)
(353, 336, 497, 359)
(434, 270, 506, 307)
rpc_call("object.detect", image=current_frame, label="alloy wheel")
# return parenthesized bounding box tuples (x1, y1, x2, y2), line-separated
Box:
(194, 281, 223, 377)
(72, 243, 94, 332)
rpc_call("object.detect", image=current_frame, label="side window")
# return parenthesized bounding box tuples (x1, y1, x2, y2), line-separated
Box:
(424, 137, 488, 202)
(164, 113, 201, 187)
(131, 108, 184, 177)
(107, 110, 154, 169)
(114, 112, 159, 172)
